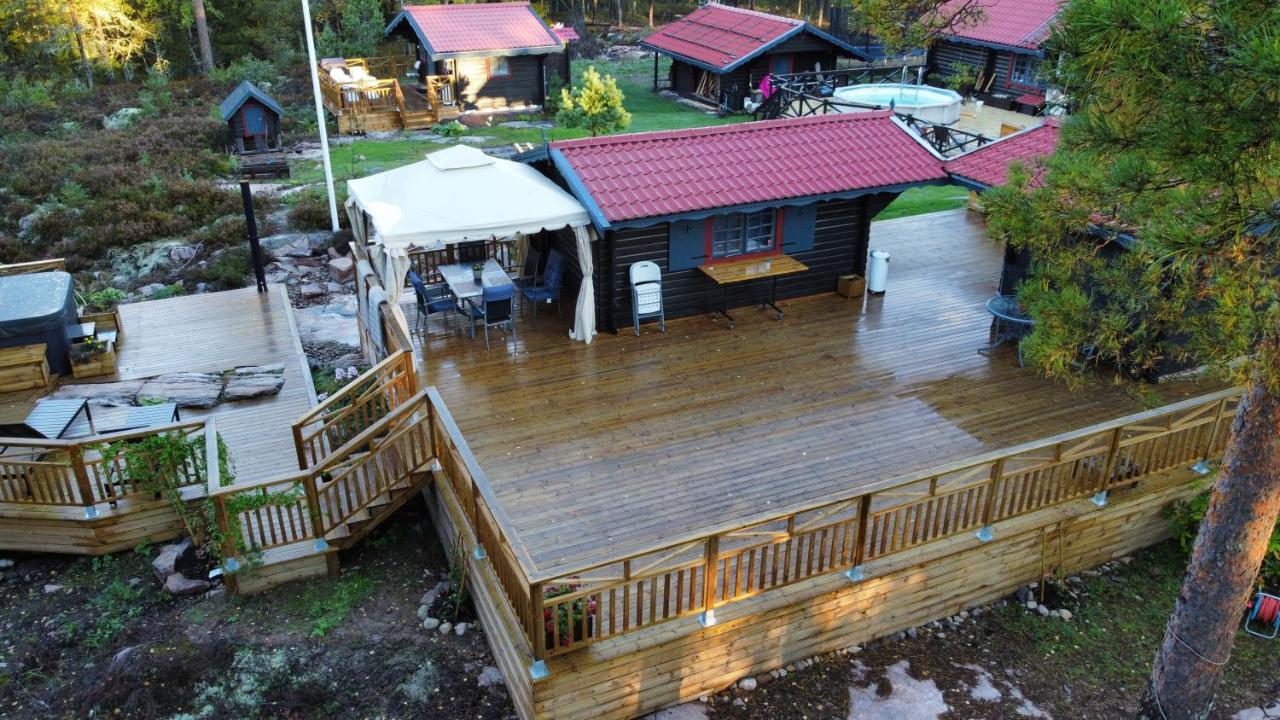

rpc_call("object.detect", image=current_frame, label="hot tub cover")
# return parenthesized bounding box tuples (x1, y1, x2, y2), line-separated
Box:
(0, 271, 78, 374)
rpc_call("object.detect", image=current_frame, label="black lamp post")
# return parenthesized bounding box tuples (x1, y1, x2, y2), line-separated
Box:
(239, 181, 268, 293)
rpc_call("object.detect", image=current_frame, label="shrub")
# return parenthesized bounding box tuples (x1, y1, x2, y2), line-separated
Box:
(432, 120, 466, 137)
(84, 287, 126, 312)
(287, 189, 339, 231)
(209, 55, 281, 87)
(556, 66, 630, 137)
(1167, 483, 1280, 590)
(150, 283, 186, 300)
(0, 75, 56, 113)
(200, 248, 252, 289)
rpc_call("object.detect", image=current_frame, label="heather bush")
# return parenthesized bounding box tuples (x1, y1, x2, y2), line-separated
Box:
(209, 56, 281, 88)
(199, 248, 252, 289)
(287, 189, 340, 231)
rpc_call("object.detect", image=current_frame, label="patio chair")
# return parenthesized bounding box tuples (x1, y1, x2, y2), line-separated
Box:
(408, 270, 454, 336)
(629, 261, 666, 336)
(462, 283, 517, 350)
(515, 247, 542, 288)
(456, 241, 487, 264)
(520, 249, 564, 320)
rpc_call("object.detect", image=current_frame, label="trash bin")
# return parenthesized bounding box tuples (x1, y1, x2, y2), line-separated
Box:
(867, 250, 891, 294)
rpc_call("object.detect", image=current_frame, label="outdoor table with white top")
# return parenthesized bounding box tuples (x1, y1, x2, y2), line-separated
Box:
(437, 259, 513, 301)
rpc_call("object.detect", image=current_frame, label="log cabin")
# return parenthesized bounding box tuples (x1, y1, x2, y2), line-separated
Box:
(926, 0, 1063, 114)
(385, 2, 569, 114)
(525, 111, 949, 334)
(641, 3, 871, 112)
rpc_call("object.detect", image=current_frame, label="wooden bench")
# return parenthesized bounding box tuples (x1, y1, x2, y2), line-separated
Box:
(0, 344, 51, 393)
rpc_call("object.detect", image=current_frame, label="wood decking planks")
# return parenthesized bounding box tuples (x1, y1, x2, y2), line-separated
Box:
(409, 210, 1212, 580)
(111, 285, 316, 481)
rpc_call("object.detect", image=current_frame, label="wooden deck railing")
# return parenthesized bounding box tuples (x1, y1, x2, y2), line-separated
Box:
(406, 239, 519, 286)
(0, 422, 208, 513)
(0, 257, 66, 276)
(290, 349, 418, 469)
(522, 387, 1241, 659)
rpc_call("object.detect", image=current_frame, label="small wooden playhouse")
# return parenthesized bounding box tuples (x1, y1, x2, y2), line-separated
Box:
(219, 81, 289, 179)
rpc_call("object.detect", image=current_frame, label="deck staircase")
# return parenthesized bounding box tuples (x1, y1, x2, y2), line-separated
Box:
(208, 350, 435, 593)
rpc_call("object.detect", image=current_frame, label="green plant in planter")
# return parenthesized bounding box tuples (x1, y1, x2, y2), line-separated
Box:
(943, 64, 980, 97)
(84, 287, 126, 313)
(70, 336, 107, 363)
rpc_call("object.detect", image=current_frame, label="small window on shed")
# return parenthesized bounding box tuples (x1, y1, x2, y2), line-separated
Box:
(489, 57, 512, 78)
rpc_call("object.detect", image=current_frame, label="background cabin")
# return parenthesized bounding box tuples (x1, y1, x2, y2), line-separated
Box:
(523, 112, 948, 333)
(925, 0, 1061, 114)
(641, 3, 871, 112)
(219, 81, 284, 154)
(385, 2, 569, 114)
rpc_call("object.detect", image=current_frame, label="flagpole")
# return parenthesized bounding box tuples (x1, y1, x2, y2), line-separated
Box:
(300, 0, 340, 232)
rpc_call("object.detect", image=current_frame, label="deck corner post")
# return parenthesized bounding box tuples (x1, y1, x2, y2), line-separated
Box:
(529, 581, 546, 663)
(68, 444, 96, 509)
(302, 473, 324, 539)
(700, 534, 720, 627)
(977, 458, 1005, 540)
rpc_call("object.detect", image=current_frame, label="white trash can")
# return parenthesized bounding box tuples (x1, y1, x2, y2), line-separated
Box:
(867, 250, 891, 294)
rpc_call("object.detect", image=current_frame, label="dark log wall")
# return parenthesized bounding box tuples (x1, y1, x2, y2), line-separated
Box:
(454, 54, 548, 111)
(668, 29, 843, 110)
(595, 193, 899, 333)
(928, 40, 1013, 94)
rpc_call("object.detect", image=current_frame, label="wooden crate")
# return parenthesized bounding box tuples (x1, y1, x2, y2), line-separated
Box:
(79, 308, 124, 346)
(836, 274, 865, 298)
(0, 343, 51, 392)
(70, 340, 116, 379)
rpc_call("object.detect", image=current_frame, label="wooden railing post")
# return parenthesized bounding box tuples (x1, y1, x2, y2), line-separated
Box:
(700, 534, 720, 627)
(1093, 426, 1124, 506)
(68, 445, 97, 517)
(529, 581, 548, 679)
(846, 494, 872, 581)
(291, 422, 309, 471)
(212, 496, 240, 593)
(1200, 397, 1230, 465)
(977, 458, 1005, 541)
(303, 474, 324, 541)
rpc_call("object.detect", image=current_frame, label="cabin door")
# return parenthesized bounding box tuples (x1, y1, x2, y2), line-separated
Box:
(241, 105, 268, 151)
(770, 55, 793, 77)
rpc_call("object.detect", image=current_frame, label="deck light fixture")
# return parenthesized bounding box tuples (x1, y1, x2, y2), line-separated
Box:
(699, 610, 718, 627)
(473, 546, 487, 560)
(1091, 491, 1109, 507)
(975, 525, 994, 542)
(83, 506, 99, 520)
(224, 556, 242, 573)
(314, 538, 329, 552)
(845, 566, 866, 583)
(530, 660, 549, 680)
(1192, 460, 1211, 475)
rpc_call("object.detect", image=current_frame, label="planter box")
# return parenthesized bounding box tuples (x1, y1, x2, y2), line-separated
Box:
(79, 308, 124, 346)
(70, 340, 117, 379)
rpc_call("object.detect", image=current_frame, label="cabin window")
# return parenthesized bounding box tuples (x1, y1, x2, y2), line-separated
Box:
(1010, 55, 1043, 87)
(489, 57, 512, 78)
(710, 209, 777, 258)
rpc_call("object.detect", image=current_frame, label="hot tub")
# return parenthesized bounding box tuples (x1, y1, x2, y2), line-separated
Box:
(832, 84, 963, 125)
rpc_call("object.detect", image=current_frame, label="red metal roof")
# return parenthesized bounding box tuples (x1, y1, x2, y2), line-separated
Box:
(946, 118, 1060, 189)
(942, 0, 1062, 51)
(552, 26, 579, 42)
(398, 3, 562, 56)
(550, 112, 947, 224)
(641, 3, 802, 71)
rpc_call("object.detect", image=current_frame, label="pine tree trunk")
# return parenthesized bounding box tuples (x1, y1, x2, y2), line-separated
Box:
(192, 0, 214, 74)
(647, 0, 653, 27)
(1138, 376, 1280, 719)
(66, 2, 94, 89)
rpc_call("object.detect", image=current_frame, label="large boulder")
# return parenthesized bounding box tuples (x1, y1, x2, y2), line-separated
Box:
(151, 537, 194, 583)
(261, 231, 333, 260)
(107, 239, 191, 287)
(327, 256, 355, 283)
(138, 372, 223, 408)
(223, 365, 286, 401)
(103, 107, 142, 130)
(163, 572, 210, 596)
(49, 380, 144, 406)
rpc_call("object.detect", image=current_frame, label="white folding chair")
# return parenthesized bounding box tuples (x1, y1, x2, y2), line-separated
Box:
(630, 261, 666, 336)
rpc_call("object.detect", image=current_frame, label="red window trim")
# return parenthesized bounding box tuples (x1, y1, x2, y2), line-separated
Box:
(488, 57, 512, 78)
(703, 208, 786, 263)
(1004, 52, 1044, 93)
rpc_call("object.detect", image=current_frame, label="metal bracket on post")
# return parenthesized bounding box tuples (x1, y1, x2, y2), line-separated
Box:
(699, 610, 717, 628)
(473, 546, 487, 560)
(529, 660, 549, 680)
(845, 566, 865, 583)
(1091, 491, 1109, 507)
(1191, 460, 1211, 476)
(975, 525, 994, 542)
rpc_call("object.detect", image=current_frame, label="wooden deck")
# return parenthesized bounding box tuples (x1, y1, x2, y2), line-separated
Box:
(406, 209, 1212, 579)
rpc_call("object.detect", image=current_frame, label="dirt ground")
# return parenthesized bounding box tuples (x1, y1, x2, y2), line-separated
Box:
(0, 499, 516, 719)
(2, 508, 1276, 720)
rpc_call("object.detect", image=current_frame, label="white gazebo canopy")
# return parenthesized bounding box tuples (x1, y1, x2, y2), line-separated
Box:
(344, 145, 598, 344)
(345, 145, 590, 250)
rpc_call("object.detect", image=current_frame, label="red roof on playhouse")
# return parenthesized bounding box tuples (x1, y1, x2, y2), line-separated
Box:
(942, 0, 1063, 51)
(387, 3, 563, 57)
(947, 118, 1061, 189)
(548, 112, 947, 226)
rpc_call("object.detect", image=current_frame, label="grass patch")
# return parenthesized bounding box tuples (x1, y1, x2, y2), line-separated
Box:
(71, 555, 154, 649)
(876, 184, 970, 221)
(276, 572, 378, 637)
(289, 57, 741, 188)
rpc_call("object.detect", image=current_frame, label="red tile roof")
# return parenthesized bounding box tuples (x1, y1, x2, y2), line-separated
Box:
(942, 0, 1062, 51)
(550, 112, 947, 224)
(946, 118, 1060, 189)
(552, 26, 579, 42)
(396, 3, 562, 56)
(641, 3, 802, 71)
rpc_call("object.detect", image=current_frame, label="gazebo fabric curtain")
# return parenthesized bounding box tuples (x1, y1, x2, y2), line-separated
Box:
(568, 225, 596, 345)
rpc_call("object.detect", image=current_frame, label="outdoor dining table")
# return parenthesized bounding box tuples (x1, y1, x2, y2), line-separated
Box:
(437, 259, 513, 301)
(697, 254, 808, 329)
(979, 294, 1035, 366)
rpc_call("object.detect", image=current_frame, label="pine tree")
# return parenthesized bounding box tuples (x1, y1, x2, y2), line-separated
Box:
(556, 66, 631, 137)
(340, 0, 383, 59)
(982, 2, 1280, 717)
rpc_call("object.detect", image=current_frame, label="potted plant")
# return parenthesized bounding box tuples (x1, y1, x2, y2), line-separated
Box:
(79, 287, 126, 346)
(69, 336, 117, 379)
(471, 262, 484, 285)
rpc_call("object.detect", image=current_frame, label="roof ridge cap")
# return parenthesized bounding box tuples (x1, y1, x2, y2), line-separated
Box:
(703, 1, 803, 25)
(551, 111, 895, 150)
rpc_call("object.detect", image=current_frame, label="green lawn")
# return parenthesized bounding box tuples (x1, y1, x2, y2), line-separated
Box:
(876, 184, 971, 220)
(289, 57, 739, 188)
